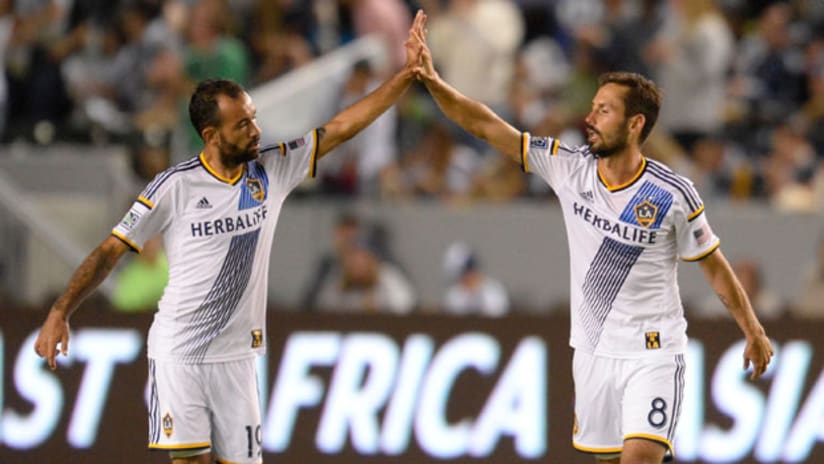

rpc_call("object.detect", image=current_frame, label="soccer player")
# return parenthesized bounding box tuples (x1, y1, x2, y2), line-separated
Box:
(409, 17, 774, 464)
(32, 11, 427, 464)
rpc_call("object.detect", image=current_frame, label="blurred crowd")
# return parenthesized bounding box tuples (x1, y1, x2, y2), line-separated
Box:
(2, 0, 824, 209)
(3, 0, 824, 318)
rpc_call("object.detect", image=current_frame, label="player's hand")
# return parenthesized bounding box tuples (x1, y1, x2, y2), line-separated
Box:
(403, 10, 426, 74)
(34, 309, 71, 370)
(408, 11, 437, 83)
(743, 332, 773, 380)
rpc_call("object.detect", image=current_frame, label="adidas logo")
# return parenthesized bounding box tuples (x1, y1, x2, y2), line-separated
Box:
(196, 197, 212, 209)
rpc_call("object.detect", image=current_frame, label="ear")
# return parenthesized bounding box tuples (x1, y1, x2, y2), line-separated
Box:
(630, 114, 646, 137)
(201, 126, 217, 146)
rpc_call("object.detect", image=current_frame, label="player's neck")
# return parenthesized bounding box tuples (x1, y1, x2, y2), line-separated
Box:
(201, 150, 244, 182)
(597, 148, 644, 190)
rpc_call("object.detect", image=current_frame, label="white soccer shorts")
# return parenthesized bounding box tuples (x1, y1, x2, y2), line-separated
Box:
(571, 349, 685, 459)
(147, 357, 263, 463)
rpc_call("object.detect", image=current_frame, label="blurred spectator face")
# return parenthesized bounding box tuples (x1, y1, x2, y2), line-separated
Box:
(188, 0, 223, 46)
(584, 83, 634, 157)
(342, 246, 378, 288)
(333, 217, 360, 255)
(692, 138, 725, 174)
(760, 3, 790, 50)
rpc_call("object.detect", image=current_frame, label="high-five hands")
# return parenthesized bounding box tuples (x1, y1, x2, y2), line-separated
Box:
(408, 10, 437, 83)
(404, 11, 428, 75)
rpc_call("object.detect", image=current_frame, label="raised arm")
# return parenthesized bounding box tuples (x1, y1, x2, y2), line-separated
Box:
(411, 15, 523, 162)
(698, 248, 774, 379)
(315, 11, 426, 159)
(34, 235, 130, 370)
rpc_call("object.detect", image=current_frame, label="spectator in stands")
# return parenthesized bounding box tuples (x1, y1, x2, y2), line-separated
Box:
(0, 0, 12, 140)
(762, 123, 818, 212)
(112, 237, 168, 313)
(648, 0, 733, 153)
(346, 0, 412, 71)
(300, 211, 362, 309)
(794, 233, 824, 318)
(427, 0, 524, 110)
(5, 0, 73, 141)
(382, 121, 484, 202)
(315, 234, 416, 314)
(730, 2, 806, 130)
(321, 60, 399, 195)
(441, 241, 509, 317)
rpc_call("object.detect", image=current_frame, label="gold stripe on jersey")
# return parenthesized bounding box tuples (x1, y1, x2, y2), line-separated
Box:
(687, 204, 705, 222)
(199, 153, 243, 185)
(521, 132, 530, 172)
(598, 157, 647, 192)
(279, 142, 286, 156)
(111, 230, 141, 253)
(148, 442, 211, 450)
(572, 442, 623, 454)
(137, 195, 154, 209)
(309, 128, 319, 178)
(624, 433, 674, 454)
(682, 239, 720, 262)
(551, 138, 560, 155)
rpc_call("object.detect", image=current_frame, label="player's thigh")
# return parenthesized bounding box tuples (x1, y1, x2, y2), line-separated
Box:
(207, 358, 263, 464)
(622, 354, 685, 457)
(572, 350, 624, 455)
(148, 359, 212, 452)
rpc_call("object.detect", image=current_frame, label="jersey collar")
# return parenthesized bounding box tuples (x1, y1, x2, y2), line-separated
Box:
(597, 156, 647, 193)
(199, 153, 244, 185)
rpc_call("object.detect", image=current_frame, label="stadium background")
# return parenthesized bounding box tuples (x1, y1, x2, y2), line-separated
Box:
(2, 0, 824, 462)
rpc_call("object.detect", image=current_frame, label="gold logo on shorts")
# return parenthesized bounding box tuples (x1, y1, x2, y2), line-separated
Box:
(162, 412, 173, 438)
(645, 331, 661, 349)
(572, 414, 579, 436)
(251, 329, 263, 348)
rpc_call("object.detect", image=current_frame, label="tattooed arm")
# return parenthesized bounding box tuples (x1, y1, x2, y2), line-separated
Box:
(34, 235, 130, 370)
(698, 248, 774, 379)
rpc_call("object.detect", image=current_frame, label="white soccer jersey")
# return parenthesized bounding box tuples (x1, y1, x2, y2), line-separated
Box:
(112, 130, 319, 363)
(522, 133, 719, 358)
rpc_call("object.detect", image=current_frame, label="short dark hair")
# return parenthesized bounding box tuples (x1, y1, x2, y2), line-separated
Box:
(597, 72, 662, 143)
(189, 79, 247, 140)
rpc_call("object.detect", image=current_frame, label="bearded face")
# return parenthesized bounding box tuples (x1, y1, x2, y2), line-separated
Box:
(585, 118, 631, 158)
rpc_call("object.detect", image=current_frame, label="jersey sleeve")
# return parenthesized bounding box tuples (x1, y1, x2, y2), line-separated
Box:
(521, 132, 587, 191)
(261, 129, 319, 193)
(111, 175, 175, 253)
(675, 187, 720, 261)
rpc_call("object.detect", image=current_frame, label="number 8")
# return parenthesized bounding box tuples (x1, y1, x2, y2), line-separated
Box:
(647, 397, 668, 428)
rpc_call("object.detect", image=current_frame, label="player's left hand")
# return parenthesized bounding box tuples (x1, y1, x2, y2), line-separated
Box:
(404, 10, 426, 73)
(743, 332, 774, 380)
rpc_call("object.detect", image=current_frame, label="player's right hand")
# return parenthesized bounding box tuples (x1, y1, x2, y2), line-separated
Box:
(743, 332, 774, 380)
(34, 309, 71, 370)
(409, 11, 436, 83)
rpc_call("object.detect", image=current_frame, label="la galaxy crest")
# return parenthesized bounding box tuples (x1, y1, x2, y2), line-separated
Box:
(246, 178, 265, 203)
(162, 412, 174, 437)
(633, 199, 658, 228)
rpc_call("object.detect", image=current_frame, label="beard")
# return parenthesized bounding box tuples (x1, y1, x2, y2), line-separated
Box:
(587, 122, 630, 158)
(218, 133, 260, 167)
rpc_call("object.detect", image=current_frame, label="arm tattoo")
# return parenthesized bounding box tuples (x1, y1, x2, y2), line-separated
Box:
(54, 246, 119, 313)
(718, 293, 731, 308)
(316, 127, 326, 143)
